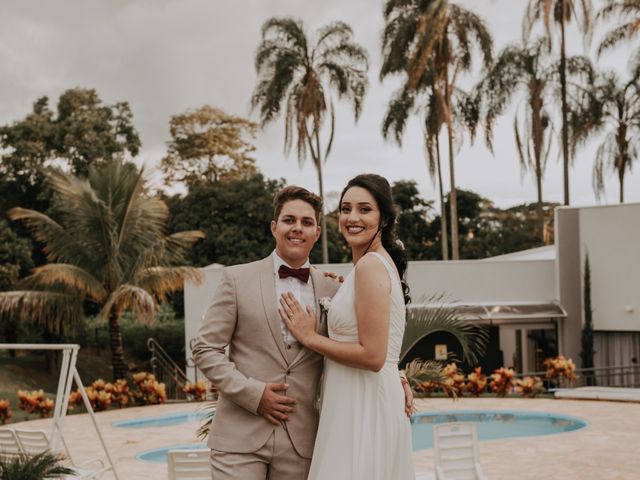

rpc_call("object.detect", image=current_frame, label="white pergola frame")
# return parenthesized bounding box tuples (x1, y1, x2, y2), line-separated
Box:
(0, 343, 120, 479)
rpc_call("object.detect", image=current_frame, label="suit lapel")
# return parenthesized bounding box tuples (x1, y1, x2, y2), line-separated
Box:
(259, 257, 289, 365)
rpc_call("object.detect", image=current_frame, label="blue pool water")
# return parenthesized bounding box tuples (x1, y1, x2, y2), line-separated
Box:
(411, 410, 587, 451)
(112, 411, 207, 428)
(135, 409, 587, 463)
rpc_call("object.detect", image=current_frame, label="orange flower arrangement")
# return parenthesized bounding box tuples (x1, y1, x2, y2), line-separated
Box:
(514, 376, 545, 398)
(17, 390, 55, 418)
(0, 399, 12, 424)
(440, 363, 466, 398)
(490, 367, 515, 397)
(465, 367, 487, 397)
(543, 355, 577, 382)
(183, 381, 207, 402)
(132, 372, 167, 405)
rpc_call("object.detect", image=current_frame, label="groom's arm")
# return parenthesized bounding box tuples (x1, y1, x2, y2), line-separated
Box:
(192, 268, 265, 414)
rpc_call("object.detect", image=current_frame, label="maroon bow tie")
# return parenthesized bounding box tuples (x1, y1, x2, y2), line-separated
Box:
(278, 265, 310, 283)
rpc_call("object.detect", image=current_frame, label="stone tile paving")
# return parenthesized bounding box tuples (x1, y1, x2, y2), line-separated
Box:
(6, 396, 640, 479)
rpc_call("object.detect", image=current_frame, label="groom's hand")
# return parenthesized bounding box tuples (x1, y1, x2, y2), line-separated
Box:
(258, 383, 297, 425)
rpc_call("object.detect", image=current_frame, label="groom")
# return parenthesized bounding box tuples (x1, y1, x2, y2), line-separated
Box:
(192, 186, 340, 479)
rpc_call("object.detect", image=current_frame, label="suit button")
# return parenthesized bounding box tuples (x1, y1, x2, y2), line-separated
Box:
(286, 345, 291, 350)
(286, 370, 291, 375)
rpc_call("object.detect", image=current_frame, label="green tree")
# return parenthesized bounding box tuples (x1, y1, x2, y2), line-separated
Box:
(391, 180, 436, 260)
(161, 105, 258, 186)
(479, 38, 560, 241)
(0, 452, 75, 480)
(524, 0, 594, 205)
(570, 68, 640, 202)
(381, 0, 492, 260)
(383, 70, 449, 260)
(252, 18, 369, 264)
(580, 253, 595, 385)
(0, 160, 203, 380)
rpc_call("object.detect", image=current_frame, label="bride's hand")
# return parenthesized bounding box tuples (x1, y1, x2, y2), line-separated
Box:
(279, 292, 316, 346)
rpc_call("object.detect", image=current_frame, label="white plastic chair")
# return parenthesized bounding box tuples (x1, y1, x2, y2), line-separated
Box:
(0, 428, 24, 459)
(13, 428, 107, 479)
(433, 422, 487, 480)
(167, 448, 211, 480)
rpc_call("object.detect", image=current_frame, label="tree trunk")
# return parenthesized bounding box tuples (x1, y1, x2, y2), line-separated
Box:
(108, 307, 127, 381)
(444, 56, 459, 260)
(314, 130, 329, 264)
(619, 169, 624, 203)
(531, 88, 545, 243)
(560, 12, 570, 205)
(435, 133, 449, 260)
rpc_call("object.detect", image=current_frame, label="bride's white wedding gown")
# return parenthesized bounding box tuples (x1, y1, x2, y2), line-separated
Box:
(308, 252, 415, 480)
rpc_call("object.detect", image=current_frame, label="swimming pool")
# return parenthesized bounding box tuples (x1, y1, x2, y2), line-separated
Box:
(411, 410, 587, 450)
(112, 411, 207, 428)
(135, 409, 587, 462)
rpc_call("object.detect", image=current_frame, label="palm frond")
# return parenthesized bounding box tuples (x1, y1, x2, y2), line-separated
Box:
(0, 290, 83, 335)
(20, 264, 107, 302)
(400, 295, 490, 366)
(102, 284, 157, 324)
(0, 452, 75, 478)
(135, 266, 202, 302)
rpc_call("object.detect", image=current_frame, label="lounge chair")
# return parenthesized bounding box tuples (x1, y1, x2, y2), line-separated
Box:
(13, 428, 107, 479)
(0, 428, 24, 459)
(433, 422, 487, 480)
(167, 448, 211, 480)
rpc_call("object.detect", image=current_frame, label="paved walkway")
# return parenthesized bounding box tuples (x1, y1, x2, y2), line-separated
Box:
(5, 396, 640, 479)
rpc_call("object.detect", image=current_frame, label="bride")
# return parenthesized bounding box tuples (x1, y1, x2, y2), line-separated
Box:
(279, 173, 415, 479)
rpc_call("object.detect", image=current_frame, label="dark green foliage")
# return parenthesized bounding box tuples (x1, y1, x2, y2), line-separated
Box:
(580, 253, 596, 385)
(0, 452, 75, 480)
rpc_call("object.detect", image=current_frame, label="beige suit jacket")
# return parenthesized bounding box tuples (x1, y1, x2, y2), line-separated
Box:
(192, 256, 340, 458)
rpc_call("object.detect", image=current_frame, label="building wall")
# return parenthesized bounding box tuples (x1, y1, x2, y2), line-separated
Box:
(579, 203, 640, 331)
(556, 207, 582, 365)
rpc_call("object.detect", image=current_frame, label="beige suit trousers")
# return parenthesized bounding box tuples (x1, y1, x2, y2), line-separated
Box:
(210, 424, 311, 480)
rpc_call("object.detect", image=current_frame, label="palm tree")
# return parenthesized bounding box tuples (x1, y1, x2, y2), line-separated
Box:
(479, 38, 557, 242)
(382, 72, 478, 260)
(0, 160, 204, 380)
(570, 69, 640, 202)
(252, 18, 369, 264)
(597, 0, 640, 55)
(524, 0, 594, 206)
(381, 0, 493, 260)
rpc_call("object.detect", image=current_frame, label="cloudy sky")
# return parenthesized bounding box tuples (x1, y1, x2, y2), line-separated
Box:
(1, 0, 638, 209)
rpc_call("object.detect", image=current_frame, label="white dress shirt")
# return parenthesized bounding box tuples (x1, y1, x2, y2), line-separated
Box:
(272, 251, 316, 346)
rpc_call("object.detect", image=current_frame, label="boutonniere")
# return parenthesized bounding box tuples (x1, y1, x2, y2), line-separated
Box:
(319, 297, 331, 324)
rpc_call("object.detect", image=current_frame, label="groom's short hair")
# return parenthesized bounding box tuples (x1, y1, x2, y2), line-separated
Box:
(273, 186, 323, 222)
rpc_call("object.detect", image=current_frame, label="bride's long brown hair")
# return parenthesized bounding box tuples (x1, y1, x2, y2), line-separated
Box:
(339, 173, 410, 305)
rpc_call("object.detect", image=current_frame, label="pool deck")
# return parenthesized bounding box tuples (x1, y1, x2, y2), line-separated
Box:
(5, 396, 640, 479)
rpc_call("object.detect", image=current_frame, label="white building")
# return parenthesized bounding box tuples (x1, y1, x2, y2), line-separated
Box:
(184, 202, 640, 379)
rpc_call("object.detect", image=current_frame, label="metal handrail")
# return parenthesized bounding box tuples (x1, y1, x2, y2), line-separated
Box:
(515, 364, 640, 388)
(147, 337, 190, 399)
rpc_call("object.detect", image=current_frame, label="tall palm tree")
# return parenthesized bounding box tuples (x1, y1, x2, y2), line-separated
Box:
(0, 160, 204, 380)
(524, 0, 594, 206)
(479, 39, 557, 242)
(383, 72, 478, 260)
(570, 69, 640, 202)
(252, 18, 369, 264)
(597, 0, 640, 55)
(381, 0, 493, 260)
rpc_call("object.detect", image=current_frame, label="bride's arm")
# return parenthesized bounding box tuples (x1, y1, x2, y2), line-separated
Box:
(280, 255, 390, 372)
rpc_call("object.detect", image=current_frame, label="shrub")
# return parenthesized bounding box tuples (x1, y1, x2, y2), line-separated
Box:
(543, 355, 577, 383)
(183, 381, 207, 402)
(131, 372, 166, 405)
(490, 367, 515, 397)
(0, 399, 11, 424)
(0, 451, 75, 479)
(465, 367, 487, 397)
(16, 390, 54, 418)
(514, 376, 545, 398)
